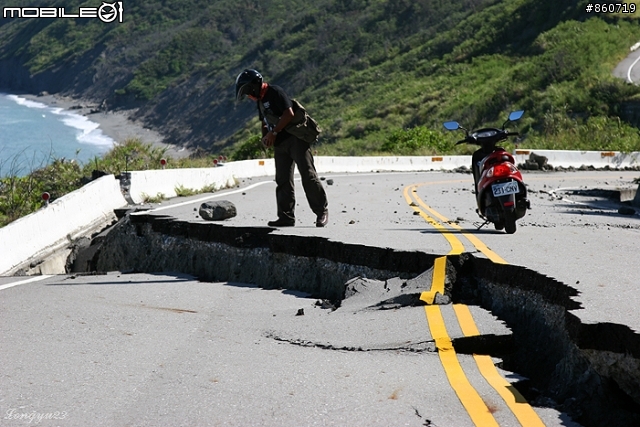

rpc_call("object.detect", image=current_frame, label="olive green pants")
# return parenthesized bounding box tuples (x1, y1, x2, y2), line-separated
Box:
(273, 134, 328, 221)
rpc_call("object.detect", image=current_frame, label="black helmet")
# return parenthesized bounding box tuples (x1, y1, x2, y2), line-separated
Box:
(235, 69, 263, 101)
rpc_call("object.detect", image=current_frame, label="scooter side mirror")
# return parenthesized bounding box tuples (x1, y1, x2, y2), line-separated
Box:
(508, 110, 524, 121)
(443, 121, 460, 131)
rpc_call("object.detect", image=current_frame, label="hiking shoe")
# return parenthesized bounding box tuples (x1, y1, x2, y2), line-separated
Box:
(267, 218, 295, 227)
(316, 211, 329, 227)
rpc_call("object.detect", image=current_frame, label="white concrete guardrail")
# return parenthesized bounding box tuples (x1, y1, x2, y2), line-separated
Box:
(511, 149, 640, 169)
(1, 151, 639, 275)
(127, 159, 276, 204)
(0, 175, 127, 275)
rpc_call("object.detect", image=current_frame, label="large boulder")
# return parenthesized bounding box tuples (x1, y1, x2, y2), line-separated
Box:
(520, 152, 551, 170)
(199, 200, 237, 221)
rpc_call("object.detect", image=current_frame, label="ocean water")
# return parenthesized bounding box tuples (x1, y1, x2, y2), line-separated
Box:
(0, 93, 115, 177)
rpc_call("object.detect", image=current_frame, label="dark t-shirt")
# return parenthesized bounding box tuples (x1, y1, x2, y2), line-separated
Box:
(258, 85, 293, 142)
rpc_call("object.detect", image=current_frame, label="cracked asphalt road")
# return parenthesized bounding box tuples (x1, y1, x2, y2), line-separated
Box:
(1, 169, 637, 426)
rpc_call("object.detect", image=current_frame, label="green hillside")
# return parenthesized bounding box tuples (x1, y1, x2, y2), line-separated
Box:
(1, 0, 640, 158)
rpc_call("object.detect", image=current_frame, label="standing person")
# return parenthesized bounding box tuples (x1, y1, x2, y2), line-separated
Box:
(235, 69, 329, 227)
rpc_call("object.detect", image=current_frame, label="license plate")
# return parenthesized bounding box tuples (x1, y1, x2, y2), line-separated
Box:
(492, 181, 519, 197)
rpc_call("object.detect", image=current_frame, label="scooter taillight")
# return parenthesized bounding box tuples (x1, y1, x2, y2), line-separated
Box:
(489, 164, 512, 178)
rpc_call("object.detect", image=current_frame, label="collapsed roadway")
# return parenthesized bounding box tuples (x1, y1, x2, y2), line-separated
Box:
(64, 204, 640, 427)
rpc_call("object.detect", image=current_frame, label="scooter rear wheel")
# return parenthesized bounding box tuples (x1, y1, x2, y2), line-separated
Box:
(504, 210, 517, 234)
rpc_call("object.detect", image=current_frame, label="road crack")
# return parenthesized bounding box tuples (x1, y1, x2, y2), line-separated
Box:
(266, 331, 436, 353)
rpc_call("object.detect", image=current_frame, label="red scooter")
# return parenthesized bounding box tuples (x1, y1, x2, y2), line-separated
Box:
(443, 110, 530, 234)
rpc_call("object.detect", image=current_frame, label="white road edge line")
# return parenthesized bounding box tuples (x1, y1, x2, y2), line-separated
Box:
(0, 275, 53, 291)
(134, 171, 431, 215)
(133, 181, 274, 214)
(627, 50, 640, 83)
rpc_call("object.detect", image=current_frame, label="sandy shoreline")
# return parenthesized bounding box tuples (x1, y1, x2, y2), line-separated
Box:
(21, 93, 192, 159)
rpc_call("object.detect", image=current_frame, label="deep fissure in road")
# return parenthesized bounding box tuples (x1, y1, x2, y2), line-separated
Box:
(78, 213, 640, 427)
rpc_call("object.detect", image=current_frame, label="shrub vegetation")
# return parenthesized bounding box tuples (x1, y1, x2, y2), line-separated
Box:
(0, 139, 226, 227)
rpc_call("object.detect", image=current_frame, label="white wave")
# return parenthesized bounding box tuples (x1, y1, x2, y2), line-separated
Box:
(5, 94, 48, 109)
(51, 108, 115, 148)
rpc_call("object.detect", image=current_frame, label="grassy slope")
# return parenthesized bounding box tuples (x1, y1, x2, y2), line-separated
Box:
(1, 0, 640, 158)
(209, 0, 640, 157)
(306, 2, 640, 155)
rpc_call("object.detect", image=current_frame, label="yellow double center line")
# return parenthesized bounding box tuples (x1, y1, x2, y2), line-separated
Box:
(404, 182, 545, 427)
(403, 182, 506, 263)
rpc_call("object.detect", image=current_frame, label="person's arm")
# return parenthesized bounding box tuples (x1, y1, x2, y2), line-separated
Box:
(262, 107, 294, 148)
(272, 107, 294, 133)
